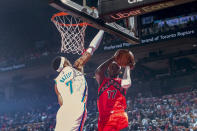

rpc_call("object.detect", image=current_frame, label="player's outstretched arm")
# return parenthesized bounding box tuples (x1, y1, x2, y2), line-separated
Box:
(73, 51, 91, 72)
(121, 66, 131, 89)
(95, 57, 115, 85)
(74, 30, 104, 72)
(54, 84, 63, 106)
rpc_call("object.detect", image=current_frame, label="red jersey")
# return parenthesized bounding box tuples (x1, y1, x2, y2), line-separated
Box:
(97, 77, 127, 117)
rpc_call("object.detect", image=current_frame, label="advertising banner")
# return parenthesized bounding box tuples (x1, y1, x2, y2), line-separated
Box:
(141, 28, 197, 44)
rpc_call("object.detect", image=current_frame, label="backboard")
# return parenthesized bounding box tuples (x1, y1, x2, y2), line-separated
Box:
(49, 0, 140, 44)
(98, 0, 196, 22)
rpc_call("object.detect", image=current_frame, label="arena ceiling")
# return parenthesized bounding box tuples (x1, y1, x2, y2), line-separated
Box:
(0, 0, 56, 47)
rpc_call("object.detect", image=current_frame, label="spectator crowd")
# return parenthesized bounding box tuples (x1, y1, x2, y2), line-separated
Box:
(0, 90, 196, 131)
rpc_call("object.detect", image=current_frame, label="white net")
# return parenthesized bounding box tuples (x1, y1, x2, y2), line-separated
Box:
(51, 12, 88, 55)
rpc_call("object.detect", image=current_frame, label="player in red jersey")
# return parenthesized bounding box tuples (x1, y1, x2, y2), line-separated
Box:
(95, 52, 134, 131)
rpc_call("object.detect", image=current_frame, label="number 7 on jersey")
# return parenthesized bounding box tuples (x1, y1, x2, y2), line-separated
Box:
(66, 80, 73, 94)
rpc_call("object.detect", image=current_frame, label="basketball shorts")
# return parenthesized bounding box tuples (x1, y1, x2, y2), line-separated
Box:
(55, 106, 87, 131)
(98, 111, 128, 131)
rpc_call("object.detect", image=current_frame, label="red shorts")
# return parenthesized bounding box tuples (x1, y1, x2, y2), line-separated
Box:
(98, 112, 128, 131)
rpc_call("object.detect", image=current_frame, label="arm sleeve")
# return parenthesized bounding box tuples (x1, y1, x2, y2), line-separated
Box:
(73, 30, 104, 72)
(121, 66, 131, 89)
(86, 30, 104, 55)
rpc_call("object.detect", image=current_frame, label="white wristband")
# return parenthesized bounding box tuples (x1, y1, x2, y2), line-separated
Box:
(89, 30, 104, 49)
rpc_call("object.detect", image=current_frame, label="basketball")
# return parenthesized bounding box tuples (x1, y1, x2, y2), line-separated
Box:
(114, 49, 135, 68)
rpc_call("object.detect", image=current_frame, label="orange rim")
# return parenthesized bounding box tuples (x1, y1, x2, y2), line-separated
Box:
(51, 12, 91, 27)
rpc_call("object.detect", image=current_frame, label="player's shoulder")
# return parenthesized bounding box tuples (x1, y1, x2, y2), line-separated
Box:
(62, 66, 73, 71)
(104, 77, 121, 83)
(55, 66, 74, 82)
(103, 77, 110, 81)
(114, 77, 122, 82)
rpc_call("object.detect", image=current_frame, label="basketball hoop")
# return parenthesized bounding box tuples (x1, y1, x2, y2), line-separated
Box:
(51, 12, 90, 55)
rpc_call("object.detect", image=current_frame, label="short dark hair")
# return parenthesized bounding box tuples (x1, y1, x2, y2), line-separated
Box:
(52, 56, 61, 71)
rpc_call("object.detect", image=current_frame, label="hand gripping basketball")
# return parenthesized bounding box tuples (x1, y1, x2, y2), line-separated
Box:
(114, 49, 135, 69)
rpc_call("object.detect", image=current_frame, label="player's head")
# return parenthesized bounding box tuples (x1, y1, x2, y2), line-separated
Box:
(107, 61, 121, 78)
(52, 56, 72, 72)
